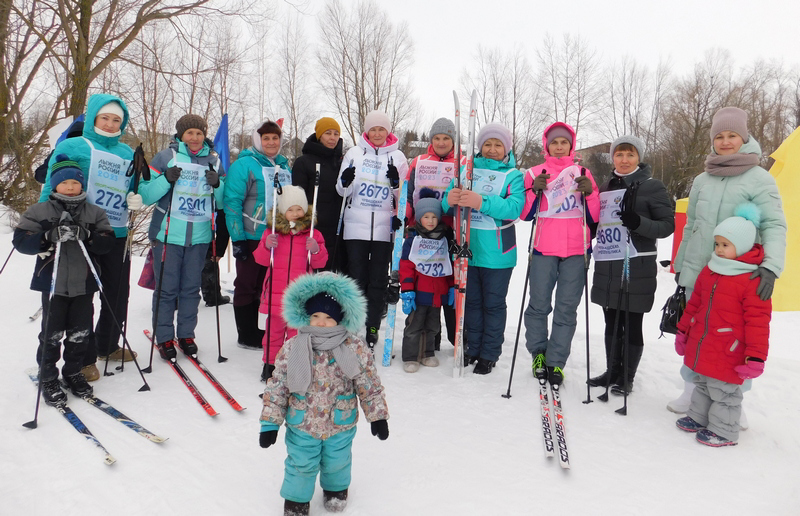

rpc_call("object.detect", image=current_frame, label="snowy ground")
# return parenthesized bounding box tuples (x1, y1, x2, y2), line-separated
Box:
(1, 218, 798, 515)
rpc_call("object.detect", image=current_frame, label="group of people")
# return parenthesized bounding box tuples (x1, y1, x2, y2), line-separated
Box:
(13, 92, 786, 514)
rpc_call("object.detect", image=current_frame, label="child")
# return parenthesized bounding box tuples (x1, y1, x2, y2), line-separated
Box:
(224, 119, 291, 351)
(335, 110, 408, 347)
(14, 155, 115, 404)
(260, 272, 389, 516)
(398, 189, 455, 372)
(138, 114, 225, 360)
(520, 122, 599, 385)
(443, 123, 525, 375)
(674, 203, 770, 447)
(254, 185, 328, 381)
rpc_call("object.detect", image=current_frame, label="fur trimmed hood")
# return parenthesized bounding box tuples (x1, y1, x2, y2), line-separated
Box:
(282, 272, 366, 333)
(268, 205, 315, 234)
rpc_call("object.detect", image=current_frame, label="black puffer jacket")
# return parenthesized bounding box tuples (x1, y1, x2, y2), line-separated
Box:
(590, 163, 675, 312)
(292, 134, 344, 269)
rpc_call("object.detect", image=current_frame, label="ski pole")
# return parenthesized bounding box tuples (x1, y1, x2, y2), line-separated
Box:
(209, 162, 227, 363)
(0, 247, 14, 277)
(307, 163, 320, 270)
(265, 171, 281, 370)
(502, 191, 540, 399)
(144, 182, 176, 373)
(616, 228, 632, 415)
(77, 240, 150, 392)
(332, 159, 353, 273)
(23, 241, 62, 430)
(580, 168, 593, 405)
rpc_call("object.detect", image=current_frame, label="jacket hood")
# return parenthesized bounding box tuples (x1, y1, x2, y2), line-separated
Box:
(541, 121, 577, 159)
(711, 135, 763, 156)
(268, 206, 314, 234)
(302, 133, 344, 159)
(358, 132, 399, 154)
(239, 147, 286, 167)
(736, 243, 765, 265)
(83, 93, 130, 146)
(282, 272, 367, 333)
(251, 119, 283, 157)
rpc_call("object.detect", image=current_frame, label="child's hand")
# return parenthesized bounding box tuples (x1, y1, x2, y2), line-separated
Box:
(734, 359, 765, 380)
(371, 420, 389, 441)
(447, 188, 462, 206)
(447, 287, 455, 306)
(264, 234, 279, 249)
(459, 190, 482, 210)
(306, 237, 319, 254)
(400, 292, 416, 315)
(674, 331, 688, 356)
(259, 429, 278, 448)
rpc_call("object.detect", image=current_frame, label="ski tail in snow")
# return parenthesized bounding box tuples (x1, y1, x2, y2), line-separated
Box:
(539, 378, 570, 469)
(382, 172, 409, 367)
(182, 352, 246, 411)
(81, 395, 167, 443)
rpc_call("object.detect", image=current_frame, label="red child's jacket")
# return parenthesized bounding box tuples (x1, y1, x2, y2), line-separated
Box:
(676, 244, 771, 385)
(399, 226, 454, 308)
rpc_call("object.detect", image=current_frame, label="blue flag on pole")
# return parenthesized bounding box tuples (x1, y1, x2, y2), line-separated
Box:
(213, 114, 230, 175)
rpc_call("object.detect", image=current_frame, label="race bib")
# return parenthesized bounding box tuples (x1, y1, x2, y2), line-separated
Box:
(171, 162, 212, 222)
(85, 141, 131, 228)
(540, 165, 583, 219)
(409, 236, 452, 277)
(354, 156, 393, 211)
(465, 167, 509, 230)
(413, 159, 455, 205)
(261, 166, 292, 217)
(593, 190, 637, 261)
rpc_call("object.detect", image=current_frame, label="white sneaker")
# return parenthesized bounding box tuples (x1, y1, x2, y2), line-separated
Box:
(403, 361, 420, 373)
(667, 381, 695, 414)
(420, 356, 439, 367)
(739, 407, 749, 431)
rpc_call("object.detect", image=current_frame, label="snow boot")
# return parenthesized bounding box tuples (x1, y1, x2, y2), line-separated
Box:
(473, 358, 495, 375)
(548, 366, 564, 386)
(421, 356, 439, 367)
(205, 295, 230, 307)
(667, 380, 695, 413)
(178, 337, 198, 355)
(234, 303, 260, 350)
(676, 416, 706, 433)
(366, 326, 379, 349)
(464, 354, 478, 367)
(284, 500, 310, 516)
(403, 361, 420, 373)
(81, 363, 100, 382)
(261, 363, 275, 382)
(587, 336, 622, 387)
(610, 345, 643, 395)
(323, 489, 348, 512)
(41, 378, 67, 406)
(157, 339, 178, 360)
(532, 353, 547, 380)
(64, 372, 93, 398)
(101, 347, 137, 362)
(695, 429, 738, 447)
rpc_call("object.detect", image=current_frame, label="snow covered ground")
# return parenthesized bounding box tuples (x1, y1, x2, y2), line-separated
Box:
(1, 218, 798, 515)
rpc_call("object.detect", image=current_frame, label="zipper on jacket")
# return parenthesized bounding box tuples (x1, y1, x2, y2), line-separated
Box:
(692, 277, 719, 371)
(287, 234, 294, 286)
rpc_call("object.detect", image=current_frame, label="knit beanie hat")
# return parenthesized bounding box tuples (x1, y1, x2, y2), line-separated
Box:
(314, 117, 341, 141)
(545, 126, 573, 150)
(50, 154, 85, 190)
(305, 292, 344, 323)
(477, 123, 512, 156)
(175, 114, 208, 139)
(710, 106, 749, 143)
(96, 101, 124, 120)
(277, 185, 309, 216)
(610, 135, 645, 159)
(415, 188, 442, 220)
(713, 202, 761, 257)
(363, 110, 391, 133)
(429, 117, 456, 141)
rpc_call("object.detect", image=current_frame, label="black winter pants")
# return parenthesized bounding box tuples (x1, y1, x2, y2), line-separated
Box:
(39, 292, 93, 382)
(402, 305, 441, 362)
(345, 239, 392, 330)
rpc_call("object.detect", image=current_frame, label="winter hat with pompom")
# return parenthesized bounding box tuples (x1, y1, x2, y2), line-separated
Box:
(415, 188, 442, 220)
(713, 202, 761, 257)
(277, 185, 309, 216)
(50, 154, 85, 190)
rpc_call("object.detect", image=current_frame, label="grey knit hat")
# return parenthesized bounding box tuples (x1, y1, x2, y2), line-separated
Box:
(545, 126, 573, 149)
(415, 188, 443, 220)
(710, 106, 749, 143)
(610, 135, 645, 159)
(477, 123, 512, 156)
(176, 114, 208, 139)
(429, 117, 456, 141)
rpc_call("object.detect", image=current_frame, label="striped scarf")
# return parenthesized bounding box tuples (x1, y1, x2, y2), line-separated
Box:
(286, 325, 361, 395)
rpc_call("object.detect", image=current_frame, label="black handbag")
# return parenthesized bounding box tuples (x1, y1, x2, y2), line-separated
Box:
(659, 286, 686, 336)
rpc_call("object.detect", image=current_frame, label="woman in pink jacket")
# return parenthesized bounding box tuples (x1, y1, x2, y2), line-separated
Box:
(521, 122, 599, 385)
(254, 186, 328, 380)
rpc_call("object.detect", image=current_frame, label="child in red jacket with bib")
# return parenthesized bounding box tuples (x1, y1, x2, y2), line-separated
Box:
(674, 203, 770, 447)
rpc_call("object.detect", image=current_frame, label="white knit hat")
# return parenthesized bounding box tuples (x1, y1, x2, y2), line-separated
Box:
(713, 203, 761, 257)
(97, 101, 124, 120)
(477, 123, 512, 156)
(277, 185, 309, 215)
(363, 110, 391, 133)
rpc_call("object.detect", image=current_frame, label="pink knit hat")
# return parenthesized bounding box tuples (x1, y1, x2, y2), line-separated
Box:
(710, 107, 749, 143)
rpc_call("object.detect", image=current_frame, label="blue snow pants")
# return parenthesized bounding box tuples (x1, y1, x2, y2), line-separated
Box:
(281, 426, 356, 503)
(465, 265, 513, 363)
(152, 241, 208, 343)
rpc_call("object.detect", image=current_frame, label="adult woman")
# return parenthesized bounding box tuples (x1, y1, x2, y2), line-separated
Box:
(224, 119, 291, 350)
(590, 136, 674, 394)
(669, 107, 786, 413)
(292, 117, 345, 272)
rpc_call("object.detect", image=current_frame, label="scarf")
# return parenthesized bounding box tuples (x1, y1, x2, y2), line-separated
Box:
(286, 325, 361, 395)
(704, 153, 760, 177)
(414, 222, 448, 240)
(51, 192, 87, 214)
(708, 253, 758, 276)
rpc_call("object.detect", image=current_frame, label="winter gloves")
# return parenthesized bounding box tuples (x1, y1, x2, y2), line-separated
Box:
(126, 192, 143, 211)
(400, 292, 416, 315)
(45, 224, 89, 243)
(259, 429, 278, 448)
(231, 240, 251, 261)
(386, 163, 400, 188)
(264, 234, 279, 249)
(574, 175, 593, 195)
(533, 173, 550, 193)
(306, 237, 319, 254)
(750, 267, 777, 301)
(206, 168, 220, 188)
(164, 166, 182, 184)
(619, 206, 641, 230)
(391, 216, 403, 232)
(340, 166, 356, 187)
(674, 331, 688, 356)
(371, 419, 389, 440)
(734, 359, 765, 380)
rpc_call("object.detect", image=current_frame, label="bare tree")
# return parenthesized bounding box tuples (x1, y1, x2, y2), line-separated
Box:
(277, 13, 315, 161)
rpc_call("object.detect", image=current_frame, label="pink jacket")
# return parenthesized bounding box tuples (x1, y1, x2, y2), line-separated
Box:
(520, 122, 600, 257)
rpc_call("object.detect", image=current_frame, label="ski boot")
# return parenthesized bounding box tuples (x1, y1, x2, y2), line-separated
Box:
(41, 378, 67, 406)
(64, 372, 93, 398)
(178, 337, 198, 355)
(158, 339, 178, 360)
(532, 353, 547, 380)
(548, 366, 564, 386)
(366, 326, 379, 349)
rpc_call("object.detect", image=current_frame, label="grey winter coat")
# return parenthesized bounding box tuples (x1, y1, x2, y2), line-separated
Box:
(591, 164, 675, 312)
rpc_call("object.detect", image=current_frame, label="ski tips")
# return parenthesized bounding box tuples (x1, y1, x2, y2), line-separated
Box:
(103, 455, 117, 466)
(22, 420, 38, 429)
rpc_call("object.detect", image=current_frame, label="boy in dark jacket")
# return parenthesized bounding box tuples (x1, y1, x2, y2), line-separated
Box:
(398, 189, 455, 373)
(13, 155, 115, 405)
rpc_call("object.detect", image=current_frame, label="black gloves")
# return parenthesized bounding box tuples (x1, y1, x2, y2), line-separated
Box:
(619, 209, 641, 230)
(45, 224, 90, 243)
(574, 175, 593, 195)
(165, 166, 182, 184)
(371, 419, 389, 440)
(533, 173, 550, 193)
(133, 143, 150, 180)
(340, 166, 356, 187)
(231, 240, 251, 261)
(259, 430, 278, 448)
(675, 272, 681, 285)
(391, 216, 402, 232)
(206, 168, 220, 188)
(750, 267, 777, 301)
(387, 163, 400, 188)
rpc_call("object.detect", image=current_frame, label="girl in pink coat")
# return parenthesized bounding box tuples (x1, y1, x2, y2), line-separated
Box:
(254, 185, 328, 380)
(520, 122, 600, 385)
